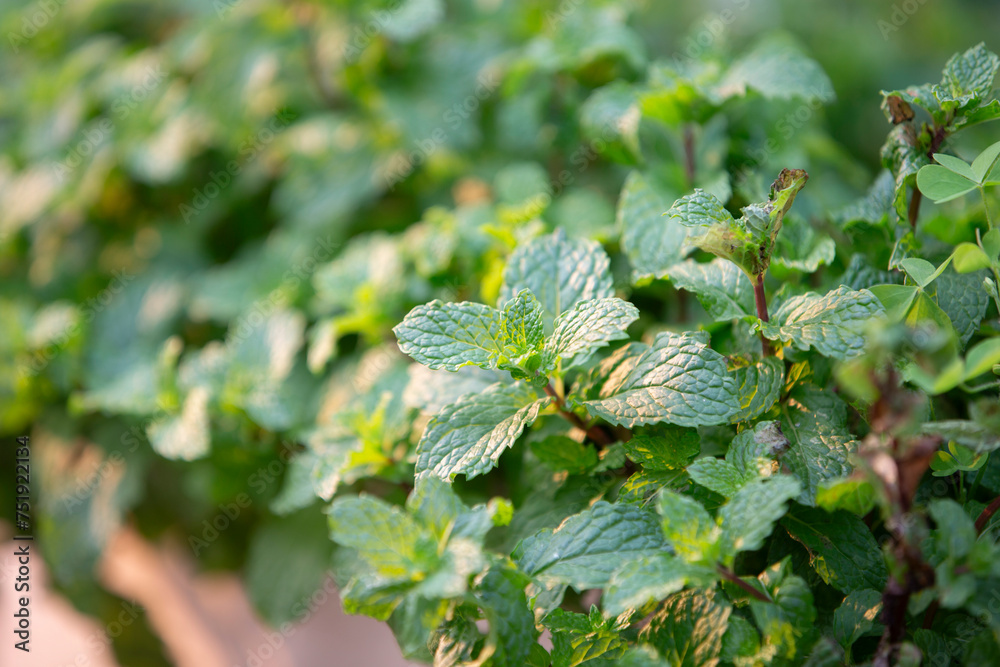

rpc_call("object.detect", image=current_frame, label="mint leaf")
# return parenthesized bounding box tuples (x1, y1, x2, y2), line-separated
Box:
(517, 501, 668, 590)
(502, 289, 545, 355)
(618, 171, 688, 281)
(781, 506, 888, 593)
(716, 37, 835, 103)
(545, 607, 628, 666)
(750, 559, 817, 661)
(933, 272, 988, 347)
(667, 169, 809, 278)
(939, 42, 1000, 105)
(531, 435, 600, 474)
(780, 387, 856, 504)
(394, 300, 505, 371)
(640, 589, 731, 667)
(604, 553, 714, 616)
(416, 381, 551, 480)
(688, 421, 789, 498)
(658, 490, 720, 564)
(580, 82, 642, 164)
(328, 495, 433, 580)
(623, 424, 700, 471)
(668, 259, 755, 321)
(500, 229, 614, 329)
(759, 286, 885, 359)
(833, 589, 884, 651)
(718, 476, 801, 562)
(545, 297, 639, 368)
(585, 331, 739, 428)
(732, 357, 785, 422)
(477, 567, 539, 667)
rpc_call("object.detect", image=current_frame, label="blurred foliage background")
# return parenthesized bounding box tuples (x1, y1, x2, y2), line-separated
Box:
(1, 0, 998, 664)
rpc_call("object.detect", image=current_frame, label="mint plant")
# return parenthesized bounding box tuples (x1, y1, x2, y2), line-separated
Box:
(6, 2, 1000, 665)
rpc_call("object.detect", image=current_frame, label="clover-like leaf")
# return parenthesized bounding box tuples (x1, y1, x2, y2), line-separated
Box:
(584, 331, 740, 428)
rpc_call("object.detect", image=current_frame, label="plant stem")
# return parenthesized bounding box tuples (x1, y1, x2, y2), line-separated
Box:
(716, 565, 771, 603)
(975, 494, 1000, 534)
(907, 189, 922, 229)
(683, 124, 696, 188)
(980, 186, 995, 229)
(908, 122, 950, 228)
(958, 472, 966, 505)
(754, 273, 773, 357)
(543, 383, 612, 448)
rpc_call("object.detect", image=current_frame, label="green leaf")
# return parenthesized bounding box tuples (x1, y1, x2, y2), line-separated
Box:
(147, 386, 211, 460)
(881, 124, 931, 222)
(718, 476, 801, 562)
(477, 567, 539, 667)
(669, 170, 809, 278)
(965, 337, 1000, 379)
(657, 490, 721, 564)
(545, 607, 628, 667)
(916, 164, 978, 203)
(500, 229, 614, 330)
(580, 82, 642, 164)
(640, 589, 731, 667)
(502, 289, 545, 354)
(394, 301, 505, 371)
(545, 297, 639, 368)
(585, 331, 740, 428)
(900, 257, 944, 288)
(516, 501, 668, 590)
(416, 381, 551, 480)
(604, 553, 714, 616)
(688, 421, 789, 498)
(781, 506, 888, 593)
(815, 477, 877, 517)
(928, 499, 977, 560)
(931, 152, 978, 181)
(869, 284, 918, 321)
(328, 495, 432, 580)
(715, 36, 835, 103)
(953, 243, 992, 273)
(618, 171, 688, 281)
(246, 508, 335, 626)
(832, 589, 883, 651)
(933, 272, 989, 346)
(750, 559, 817, 661)
(623, 425, 700, 471)
(779, 387, 857, 505)
(668, 259, 755, 321)
(971, 140, 1000, 182)
(759, 286, 885, 359)
(732, 357, 785, 422)
(938, 42, 1000, 104)
(531, 435, 600, 474)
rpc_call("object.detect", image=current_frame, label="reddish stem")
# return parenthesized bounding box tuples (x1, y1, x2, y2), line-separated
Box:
(975, 495, 1000, 534)
(717, 565, 771, 603)
(754, 273, 773, 357)
(544, 384, 612, 448)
